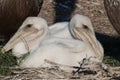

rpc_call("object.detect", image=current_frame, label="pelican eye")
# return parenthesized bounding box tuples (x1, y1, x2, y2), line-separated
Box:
(82, 24, 88, 29)
(26, 24, 33, 28)
(23, 24, 34, 31)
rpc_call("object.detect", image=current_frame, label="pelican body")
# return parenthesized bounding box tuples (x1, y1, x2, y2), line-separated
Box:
(0, 0, 43, 40)
(49, 22, 72, 39)
(3, 14, 104, 68)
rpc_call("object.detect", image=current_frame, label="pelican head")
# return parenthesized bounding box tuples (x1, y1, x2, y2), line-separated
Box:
(70, 14, 94, 40)
(2, 17, 48, 56)
(70, 14, 104, 61)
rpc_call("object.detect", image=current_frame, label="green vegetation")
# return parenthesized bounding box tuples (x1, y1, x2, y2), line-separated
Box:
(0, 46, 17, 75)
(103, 55, 120, 67)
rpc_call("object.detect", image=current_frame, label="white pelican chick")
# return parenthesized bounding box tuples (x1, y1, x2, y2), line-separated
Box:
(2, 15, 104, 68)
(49, 14, 104, 58)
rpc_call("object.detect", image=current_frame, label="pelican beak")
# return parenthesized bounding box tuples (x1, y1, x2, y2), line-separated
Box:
(73, 27, 96, 44)
(2, 28, 38, 53)
(73, 27, 102, 58)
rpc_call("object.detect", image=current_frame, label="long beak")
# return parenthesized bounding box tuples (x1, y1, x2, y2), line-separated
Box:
(73, 28, 102, 60)
(2, 28, 38, 53)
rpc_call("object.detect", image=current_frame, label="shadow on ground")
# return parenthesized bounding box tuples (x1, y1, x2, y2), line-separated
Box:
(54, 0, 77, 22)
(96, 33, 120, 62)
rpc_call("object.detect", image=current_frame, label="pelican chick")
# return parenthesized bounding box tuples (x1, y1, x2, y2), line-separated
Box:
(2, 15, 104, 68)
(49, 14, 103, 57)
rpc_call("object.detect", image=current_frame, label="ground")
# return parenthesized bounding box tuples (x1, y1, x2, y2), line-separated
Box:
(0, 0, 120, 79)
